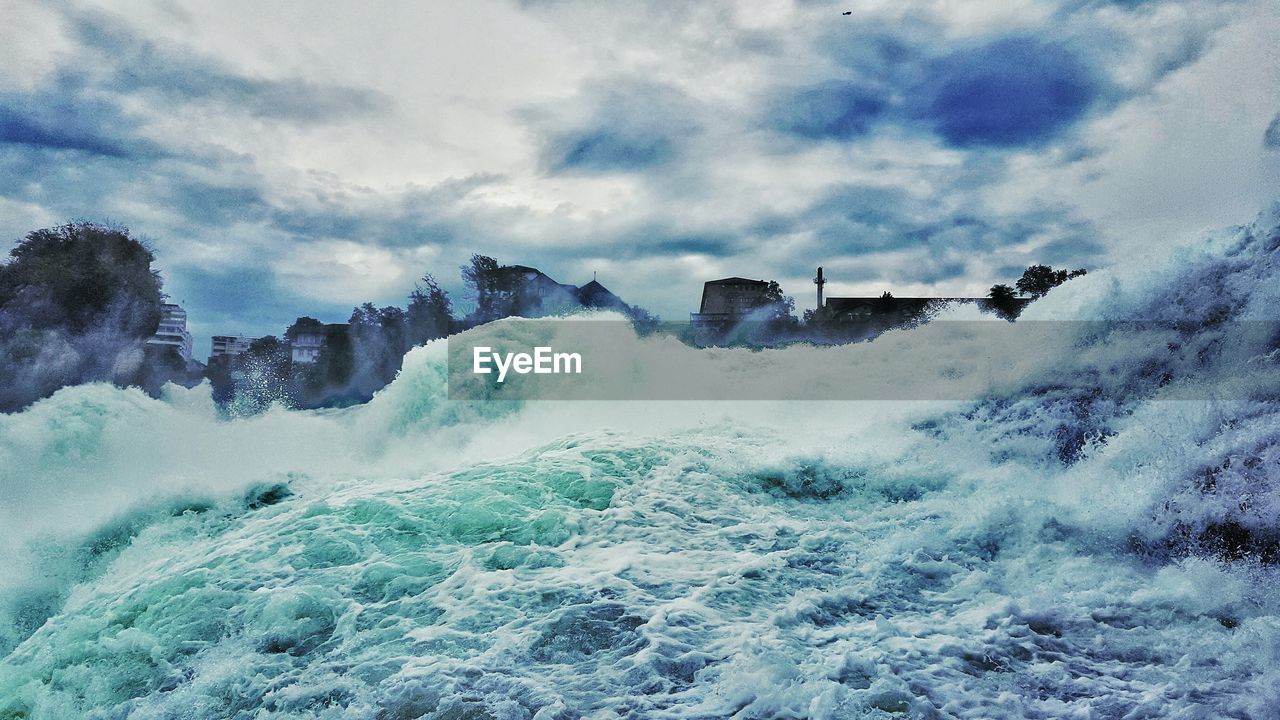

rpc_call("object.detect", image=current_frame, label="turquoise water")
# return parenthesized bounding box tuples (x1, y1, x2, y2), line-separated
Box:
(3, 209, 1280, 718)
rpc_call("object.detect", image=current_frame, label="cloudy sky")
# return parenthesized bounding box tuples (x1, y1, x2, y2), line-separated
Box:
(3, 0, 1279, 356)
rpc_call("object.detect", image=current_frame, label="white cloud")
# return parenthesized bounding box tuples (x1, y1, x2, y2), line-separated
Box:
(271, 239, 439, 305)
(0, 2, 74, 91)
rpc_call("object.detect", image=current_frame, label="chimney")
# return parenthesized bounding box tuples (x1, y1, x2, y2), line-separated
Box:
(814, 266, 826, 309)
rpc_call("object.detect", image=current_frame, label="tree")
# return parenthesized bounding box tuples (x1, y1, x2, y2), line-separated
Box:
(345, 303, 408, 400)
(756, 280, 796, 321)
(732, 280, 797, 344)
(988, 284, 1016, 303)
(462, 254, 507, 324)
(281, 316, 356, 407)
(285, 316, 325, 340)
(461, 254, 538, 324)
(407, 273, 453, 345)
(1015, 265, 1087, 299)
(377, 305, 407, 359)
(0, 222, 162, 335)
(988, 283, 1021, 321)
(874, 290, 897, 314)
(0, 222, 165, 411)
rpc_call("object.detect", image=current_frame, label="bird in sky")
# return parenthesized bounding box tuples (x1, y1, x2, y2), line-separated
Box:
(842, 10, 852, 15)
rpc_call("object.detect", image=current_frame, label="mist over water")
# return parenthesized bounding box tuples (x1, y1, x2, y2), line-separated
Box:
(3, 207, 1280, 718)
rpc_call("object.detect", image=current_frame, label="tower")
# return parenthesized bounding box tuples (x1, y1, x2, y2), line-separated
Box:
(814, 266, 826, 309)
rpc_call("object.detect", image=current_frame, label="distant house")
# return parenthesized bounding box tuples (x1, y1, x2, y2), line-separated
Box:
(286, 323, 346, 364)
(691, 275, 768, 326)
(209, 335, 255, 365)
(691, 277, 773, 320)
(478, 263, 643, 320)
(291, 329, 325, 364)
(688, 277, 776, 335)
(490, 264, 585, 317)
(577, 278, 629, 312)
(812, 267, 1031, 330)
(147, 303, 193, 362)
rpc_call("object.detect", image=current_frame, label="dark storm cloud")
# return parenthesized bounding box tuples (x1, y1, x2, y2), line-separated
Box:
(0, 141, 144, 214)
(607, 232, 737, 260)
(550, 129, 676, 172)
(0, 83, 166, 159)
(164, 181, 271, 227)
(0, 6, 384, 186)
(71, 13, 387, 122)
(908, 36, 1101, 148)
(1056, 0, 1192, 11)
(0, 104, 143, 158)
(789, 183, 1103, 274)
(641, 235, 734, 257)
(767, 81, 888, 140)
(0, 8, 392, 243)
(541, 81, 700, 174)
(0, 127, 269, 239)
(1265, 113, 1280, 149)
(771, 32, 1104, 149)
(1035, 236, 1107, 265)
(793, 184, 1024, 254)
(269, 208, 364, 241)
(786, 2, 1226, 153)
(913, 260, 969, 284)
(265, 174, 510, 252)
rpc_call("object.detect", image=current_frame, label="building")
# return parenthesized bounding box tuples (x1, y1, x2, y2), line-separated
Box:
(696, 277, 774, 317)
(288, 323, 348, 364)
(690, 277, 774, 323)
(208, 335, 256, 365)
(147, 303, 193, 362)
(467, 264, 643, 320)
(576, 278, 628, 312)
(290, 328, 327, 364)
(812, 267, 1032, 329)
(686, 277, 781, 343)
(496, 264, 584, 316)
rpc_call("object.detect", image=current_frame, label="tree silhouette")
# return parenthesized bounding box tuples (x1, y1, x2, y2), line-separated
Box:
(988, 284, 1016, 303)
(284, 316, 325, 340)
(0, 222, 165, 411)
(407, 273, 453, 345)
(347, 303, 408, 398)
(988, 283, 1021, 321)
(0, 222, 161, 335)
(461, 254, 515, 324)
(1015, 265, 1087, 298)
(756, 280, 795, 320)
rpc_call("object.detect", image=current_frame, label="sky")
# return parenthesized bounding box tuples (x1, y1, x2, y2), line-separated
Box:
(2, 0, 1279, 359)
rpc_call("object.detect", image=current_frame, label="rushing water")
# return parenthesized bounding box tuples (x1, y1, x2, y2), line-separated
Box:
(3, 208, 1280, 719)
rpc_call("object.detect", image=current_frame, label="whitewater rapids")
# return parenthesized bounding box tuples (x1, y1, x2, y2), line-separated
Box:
(3, 208, 1280, 718)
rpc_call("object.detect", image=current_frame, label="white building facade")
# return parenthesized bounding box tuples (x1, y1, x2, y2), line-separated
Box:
(209, 335, 255, 364)
(147, 303, 194, 362)
(290, 331, 326, 364)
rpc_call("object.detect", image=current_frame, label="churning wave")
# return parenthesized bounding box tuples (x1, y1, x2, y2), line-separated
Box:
(2, 207, 1280, 719)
